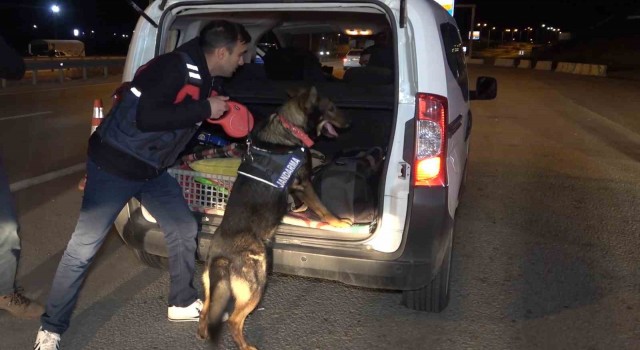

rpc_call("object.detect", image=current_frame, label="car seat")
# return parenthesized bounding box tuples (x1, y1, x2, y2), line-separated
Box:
(264, 47, 327, 81)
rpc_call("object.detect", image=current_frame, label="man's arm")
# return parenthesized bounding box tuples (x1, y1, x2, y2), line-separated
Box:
(135, 54, 212, 132)
(0, 36, 26, 80)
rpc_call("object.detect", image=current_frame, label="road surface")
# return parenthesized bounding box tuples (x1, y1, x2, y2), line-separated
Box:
(0, 67, 638, 349)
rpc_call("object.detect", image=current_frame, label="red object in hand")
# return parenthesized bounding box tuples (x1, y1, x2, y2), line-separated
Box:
(207, 101, 254, 138)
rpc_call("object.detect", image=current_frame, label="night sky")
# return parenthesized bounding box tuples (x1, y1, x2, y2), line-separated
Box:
(0, 0, 636, 55)
(0, 0, 142, 55)
(457, 0, 638, 32)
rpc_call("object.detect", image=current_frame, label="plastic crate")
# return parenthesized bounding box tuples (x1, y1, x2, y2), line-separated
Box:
(168, 167, 374, 235)
(168, 168, 235, 214)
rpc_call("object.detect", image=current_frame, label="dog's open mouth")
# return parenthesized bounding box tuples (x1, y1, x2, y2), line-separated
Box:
(319, 120, 339, 138)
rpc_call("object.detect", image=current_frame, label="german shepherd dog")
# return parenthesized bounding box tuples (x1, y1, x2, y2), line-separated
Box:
(197, 87, 351, 349)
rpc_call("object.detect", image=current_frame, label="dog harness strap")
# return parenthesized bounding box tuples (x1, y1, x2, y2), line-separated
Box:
(278, 115, 315, 148)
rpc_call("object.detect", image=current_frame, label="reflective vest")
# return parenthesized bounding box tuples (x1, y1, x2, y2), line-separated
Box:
(97, 52, 209, 170)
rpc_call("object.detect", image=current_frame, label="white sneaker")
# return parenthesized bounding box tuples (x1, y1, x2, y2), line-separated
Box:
(34, 327, 61, 350)
(168, 299, 202, 322)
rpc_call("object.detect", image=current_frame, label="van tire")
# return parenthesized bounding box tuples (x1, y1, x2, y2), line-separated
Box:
(132, 249, 169, 269)
(401, 238, 452, 312)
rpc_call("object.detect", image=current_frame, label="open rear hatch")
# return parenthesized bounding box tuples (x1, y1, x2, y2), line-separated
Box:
(159, 2, 397, 241)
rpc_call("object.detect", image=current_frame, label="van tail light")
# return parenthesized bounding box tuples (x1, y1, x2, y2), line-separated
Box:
(343, 58, 347, 63)
(414, 93, 448, 187)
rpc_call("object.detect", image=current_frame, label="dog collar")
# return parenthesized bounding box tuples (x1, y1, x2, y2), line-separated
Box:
(278, 115, 315, 148)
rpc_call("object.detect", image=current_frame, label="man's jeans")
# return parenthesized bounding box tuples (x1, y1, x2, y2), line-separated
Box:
(0, 156, 20, 296)
(41, 159, 198, 334)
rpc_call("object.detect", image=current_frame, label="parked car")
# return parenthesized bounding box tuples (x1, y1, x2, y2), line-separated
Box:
(50, 50, 68, 57)
(343, 49, 363, 69)
(116, 0, 497, 312)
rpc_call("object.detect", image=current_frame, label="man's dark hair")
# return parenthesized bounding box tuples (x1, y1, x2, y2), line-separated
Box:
(199, 20, 251, 53)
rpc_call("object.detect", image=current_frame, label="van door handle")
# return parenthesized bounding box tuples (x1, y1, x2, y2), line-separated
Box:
(447, 114, 463, 138)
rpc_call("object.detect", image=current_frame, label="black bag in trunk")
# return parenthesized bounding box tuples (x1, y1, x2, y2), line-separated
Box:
(311, 148, 383, 224)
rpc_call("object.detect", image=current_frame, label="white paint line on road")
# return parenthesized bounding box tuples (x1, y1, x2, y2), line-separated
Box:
(0, 111, 53, 121)
(10, 163, 85, 193)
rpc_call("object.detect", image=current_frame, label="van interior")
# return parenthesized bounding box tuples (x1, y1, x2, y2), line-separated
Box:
(161, 5, 398, 240)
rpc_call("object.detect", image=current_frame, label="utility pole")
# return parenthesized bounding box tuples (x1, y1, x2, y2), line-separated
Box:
(455, 4, 476, 58)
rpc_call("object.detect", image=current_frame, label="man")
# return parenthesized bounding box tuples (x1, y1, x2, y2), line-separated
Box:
(34, 20, 250, 350)
(358, 30, 393, 70)
(0, 35, 45, 319)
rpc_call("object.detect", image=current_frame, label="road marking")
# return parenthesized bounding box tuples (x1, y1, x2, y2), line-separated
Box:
(10, 163, 85, 193)
(0, 111, 53, 121)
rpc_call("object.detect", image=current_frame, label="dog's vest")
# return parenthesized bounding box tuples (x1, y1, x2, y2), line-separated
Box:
(237, 145, 306, 190)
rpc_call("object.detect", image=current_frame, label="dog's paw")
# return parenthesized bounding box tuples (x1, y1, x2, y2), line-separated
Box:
(196, 326, 208, 340)
(328, 218, 353, 228)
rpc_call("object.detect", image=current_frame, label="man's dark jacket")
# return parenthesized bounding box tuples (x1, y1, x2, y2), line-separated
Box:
(89, 38, 216, 180)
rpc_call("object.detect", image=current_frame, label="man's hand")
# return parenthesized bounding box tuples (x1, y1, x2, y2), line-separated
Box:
(207, 96, 230, 119)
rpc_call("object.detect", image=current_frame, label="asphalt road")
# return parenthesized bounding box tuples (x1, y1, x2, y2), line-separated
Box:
(0, 76, 122, 182)
(0, 67, 639, 349)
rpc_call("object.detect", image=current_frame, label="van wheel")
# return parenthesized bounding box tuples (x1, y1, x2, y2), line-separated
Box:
(132, 249, 169, 269)
(401, 237, 452, 312)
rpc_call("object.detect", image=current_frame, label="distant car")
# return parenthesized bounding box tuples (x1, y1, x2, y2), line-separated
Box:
(342, 49, 363, 69)
(39, 50, 68, 58)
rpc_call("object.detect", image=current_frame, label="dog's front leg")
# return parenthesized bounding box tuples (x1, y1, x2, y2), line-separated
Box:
(293, 179, 352, 228)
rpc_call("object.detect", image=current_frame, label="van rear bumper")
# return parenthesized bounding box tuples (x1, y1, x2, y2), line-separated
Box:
(193, 233, 434, 290)
(272, 246, 432, 290)
(118, 185, 451, 291)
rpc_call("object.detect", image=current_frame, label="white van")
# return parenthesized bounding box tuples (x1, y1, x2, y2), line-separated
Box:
(115, 0, 497, 312)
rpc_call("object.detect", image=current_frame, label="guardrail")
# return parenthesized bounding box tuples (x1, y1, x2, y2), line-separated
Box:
(1, 56, 126, 88)
(465, 57, 608, 77)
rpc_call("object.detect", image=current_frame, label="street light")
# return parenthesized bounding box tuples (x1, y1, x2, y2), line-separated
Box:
(476, 23, 486, 43)
(525, 27, 532, 41)
(51, 4, 61, 39)
(502, 29, 511, 44)
(487, 26, 495, 47)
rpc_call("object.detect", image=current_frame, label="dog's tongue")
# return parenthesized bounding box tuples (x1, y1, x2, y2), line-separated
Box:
(322, 122, 338, 138)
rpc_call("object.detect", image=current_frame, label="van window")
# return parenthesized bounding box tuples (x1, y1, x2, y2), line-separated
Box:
(440, 23, 469, 101)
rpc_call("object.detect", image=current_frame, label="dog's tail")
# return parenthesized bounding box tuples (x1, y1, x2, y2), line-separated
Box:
(208, 257, 232, 343)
